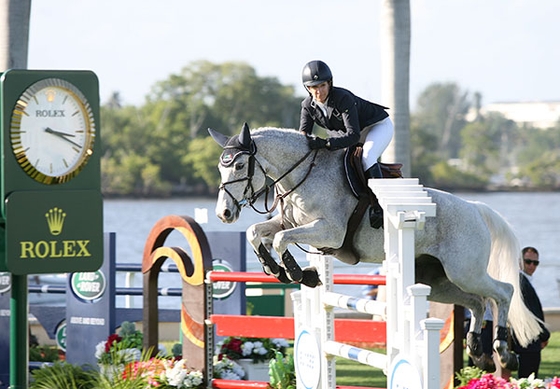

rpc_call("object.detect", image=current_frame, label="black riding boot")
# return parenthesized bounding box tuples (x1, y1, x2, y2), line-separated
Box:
(364, 164, 384, 229)
(364, 163, 383, 179)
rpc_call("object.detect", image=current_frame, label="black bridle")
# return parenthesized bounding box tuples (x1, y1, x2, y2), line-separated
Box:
(219, 143, 319, 216)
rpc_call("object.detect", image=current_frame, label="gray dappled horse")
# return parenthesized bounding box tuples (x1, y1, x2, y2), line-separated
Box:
(208, 123, 542, 372)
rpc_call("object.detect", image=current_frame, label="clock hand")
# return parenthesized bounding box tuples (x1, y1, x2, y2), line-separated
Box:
(44, 127, 82, 149)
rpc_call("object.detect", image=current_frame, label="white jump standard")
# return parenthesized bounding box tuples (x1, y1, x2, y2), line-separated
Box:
(292, 179, 443, 389)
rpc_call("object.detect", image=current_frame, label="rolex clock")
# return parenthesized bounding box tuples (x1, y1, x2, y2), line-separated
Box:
(10, 77, 96, 184)
(1, 70, 102, 274)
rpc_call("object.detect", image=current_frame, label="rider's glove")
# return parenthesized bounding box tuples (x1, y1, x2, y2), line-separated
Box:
(307, 136, 328, 150)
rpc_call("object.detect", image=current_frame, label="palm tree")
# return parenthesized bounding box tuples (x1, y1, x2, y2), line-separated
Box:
(0, 0, 31, 70)
(380, 0, 411, 177)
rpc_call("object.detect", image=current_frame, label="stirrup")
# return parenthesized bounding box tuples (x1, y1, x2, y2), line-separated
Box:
(369, 206, 383, 229)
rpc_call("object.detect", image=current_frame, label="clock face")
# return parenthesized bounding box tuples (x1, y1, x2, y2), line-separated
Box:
(9, 78, 96, 184)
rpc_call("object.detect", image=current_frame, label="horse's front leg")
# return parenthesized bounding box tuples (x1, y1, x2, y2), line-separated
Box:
(273, 219, 344, 287)
(246, 215, 292, 284)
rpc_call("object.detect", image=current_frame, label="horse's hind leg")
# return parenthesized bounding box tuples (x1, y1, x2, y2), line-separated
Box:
(416, 256, 496, 372)
(441, 264, 518, 371)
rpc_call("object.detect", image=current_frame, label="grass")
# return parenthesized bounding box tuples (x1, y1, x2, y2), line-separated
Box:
(334, 332, 560, 387)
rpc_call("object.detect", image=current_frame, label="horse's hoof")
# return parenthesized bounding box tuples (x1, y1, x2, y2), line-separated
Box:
(493, 339, 519, 371)
(471, 353, 496, 373)
(498, 351, 518, 371)
(301, 268, 322, 288)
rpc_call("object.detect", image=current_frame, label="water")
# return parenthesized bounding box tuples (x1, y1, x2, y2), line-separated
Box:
(103, 192, 560, 308)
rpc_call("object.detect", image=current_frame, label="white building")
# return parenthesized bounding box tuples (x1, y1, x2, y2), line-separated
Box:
(480, 101, 560, 129)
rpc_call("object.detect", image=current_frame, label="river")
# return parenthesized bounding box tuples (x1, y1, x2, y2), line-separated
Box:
(103, 191, 560, 308)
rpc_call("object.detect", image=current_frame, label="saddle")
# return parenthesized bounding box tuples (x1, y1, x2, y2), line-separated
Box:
(320, 144, 403, 265)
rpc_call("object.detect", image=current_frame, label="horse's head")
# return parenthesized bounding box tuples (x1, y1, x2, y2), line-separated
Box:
(208, 123, 267, 223)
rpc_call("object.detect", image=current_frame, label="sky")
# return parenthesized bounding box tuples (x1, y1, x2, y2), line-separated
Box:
(28, 0, 560, 109)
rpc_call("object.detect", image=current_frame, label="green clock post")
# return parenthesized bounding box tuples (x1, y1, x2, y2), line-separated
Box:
(0, 70, 103, 388)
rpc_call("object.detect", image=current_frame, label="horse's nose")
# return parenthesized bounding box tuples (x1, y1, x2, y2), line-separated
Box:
(222, 209, 232, 220)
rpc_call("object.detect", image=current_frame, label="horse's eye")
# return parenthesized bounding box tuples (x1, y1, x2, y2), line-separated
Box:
(235, 162, 245, 171)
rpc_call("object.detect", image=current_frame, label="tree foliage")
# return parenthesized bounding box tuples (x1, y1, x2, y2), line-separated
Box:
(99, 64, 560, 196)
(100, 61, 300, 196)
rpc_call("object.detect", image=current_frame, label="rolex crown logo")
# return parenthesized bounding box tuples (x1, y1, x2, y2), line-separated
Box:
(45, 207, 66, 236)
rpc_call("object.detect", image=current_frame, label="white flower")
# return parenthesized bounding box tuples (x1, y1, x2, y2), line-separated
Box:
(271, 338, 289, 349)
(184, 371, 204, 388)
(214, 357, 245, 380)
(511, 373, 546, 389)
(241, 341, 254, 357)
(254, 345, 267, 356)
(94, 341, 107, 360)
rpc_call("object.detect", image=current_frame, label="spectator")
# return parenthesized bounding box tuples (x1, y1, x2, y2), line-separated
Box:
(512, 246, 550, 378)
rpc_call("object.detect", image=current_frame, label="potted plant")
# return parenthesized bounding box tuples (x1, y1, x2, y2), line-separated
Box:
(95, 321, 143, 378)
(215, 337, 289, 381)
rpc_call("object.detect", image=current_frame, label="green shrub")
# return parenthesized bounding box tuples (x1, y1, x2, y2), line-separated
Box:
(29, 362, 96, 389)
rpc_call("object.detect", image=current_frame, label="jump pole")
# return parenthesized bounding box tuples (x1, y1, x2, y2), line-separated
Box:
(292, 178, 442, 389)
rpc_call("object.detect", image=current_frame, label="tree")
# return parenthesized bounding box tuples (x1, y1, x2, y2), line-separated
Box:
(460, 112, 517, 180)
(100, 61, 302, 196)
(414, 82, 471, 160)
(380, 0, 411, 177)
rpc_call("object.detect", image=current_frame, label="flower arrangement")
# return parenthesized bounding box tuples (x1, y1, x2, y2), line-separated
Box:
(216, 337, 289, 363)
(124, 358, 204, 389)
(455, 367, 560, 389)
(95, 321, 143, 366)
(213, 356, 246, 380)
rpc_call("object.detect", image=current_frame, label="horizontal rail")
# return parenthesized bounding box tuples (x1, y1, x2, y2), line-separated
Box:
(210, 314, 386, 345)
(323, 340, 387, 370)
(28, 285, 182, 297)
(116, 263, 178, 273)
(208, 271, 385, 286)
(212, 379, 269, 389)
(322, 292, 386, 317)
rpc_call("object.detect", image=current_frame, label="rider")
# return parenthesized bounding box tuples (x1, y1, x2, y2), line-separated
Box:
(298, 60, 394, 227)
(299, 60, 394, 178)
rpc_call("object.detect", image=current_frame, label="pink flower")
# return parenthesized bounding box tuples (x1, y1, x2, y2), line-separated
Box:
(549, 377, 560, 389)
(459, 374, 511, 389)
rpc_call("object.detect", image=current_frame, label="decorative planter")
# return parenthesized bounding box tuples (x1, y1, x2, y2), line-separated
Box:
(236, 358, 270, 382)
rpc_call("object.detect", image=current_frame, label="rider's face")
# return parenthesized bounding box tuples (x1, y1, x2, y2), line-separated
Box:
(307, 82, 330, 103)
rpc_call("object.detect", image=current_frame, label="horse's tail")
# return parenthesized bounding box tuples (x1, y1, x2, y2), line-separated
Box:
(473, 201, 542, 347)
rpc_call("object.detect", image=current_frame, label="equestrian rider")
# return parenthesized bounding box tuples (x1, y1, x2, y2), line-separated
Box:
(298, 60, 394, 179)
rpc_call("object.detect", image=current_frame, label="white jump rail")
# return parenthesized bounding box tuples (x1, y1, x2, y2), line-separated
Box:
(292, 178, 444, 389)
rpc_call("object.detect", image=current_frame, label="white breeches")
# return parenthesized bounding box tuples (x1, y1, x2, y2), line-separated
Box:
(359, 117, 394, 171)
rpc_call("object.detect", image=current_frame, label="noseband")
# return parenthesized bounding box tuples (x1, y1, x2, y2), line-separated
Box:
(219, 142, 265, 212)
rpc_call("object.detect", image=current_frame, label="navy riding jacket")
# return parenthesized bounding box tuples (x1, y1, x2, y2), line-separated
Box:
(299, 86, 389, 150)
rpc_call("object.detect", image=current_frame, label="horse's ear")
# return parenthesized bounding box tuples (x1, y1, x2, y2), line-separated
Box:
(239, 122, 252, 149)
(208, 128, 230, 148)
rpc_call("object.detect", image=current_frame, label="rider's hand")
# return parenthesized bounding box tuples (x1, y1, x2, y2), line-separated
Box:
(307, 136, 328, 150)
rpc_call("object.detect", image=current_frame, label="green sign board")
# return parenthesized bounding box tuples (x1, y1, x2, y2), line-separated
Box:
(4, 190, 102, 274)
(0, 70, 102, 274)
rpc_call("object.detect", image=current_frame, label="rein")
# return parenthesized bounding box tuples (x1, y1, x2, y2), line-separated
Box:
(219, 145, 319, 216)
(250, 148, 318, 215)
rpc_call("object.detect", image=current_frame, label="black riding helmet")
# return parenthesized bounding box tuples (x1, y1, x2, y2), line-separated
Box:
(302, 60, 332, 87)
